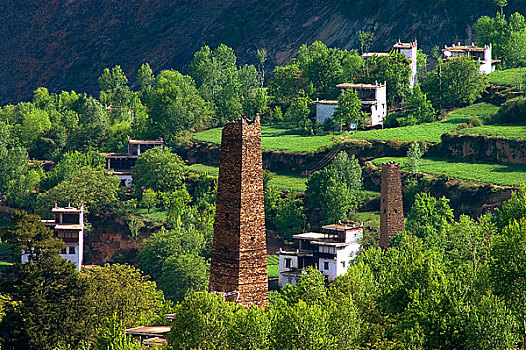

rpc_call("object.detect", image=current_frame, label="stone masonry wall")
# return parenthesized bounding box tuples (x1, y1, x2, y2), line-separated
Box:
(209, 115, 268, 307)
(379, 162, 405, 249)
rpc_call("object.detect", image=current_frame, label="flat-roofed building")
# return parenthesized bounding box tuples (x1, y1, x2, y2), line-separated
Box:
(442, 43, 496, 74)
(278, 223, 363, 287)
(23, 205, 85, 270)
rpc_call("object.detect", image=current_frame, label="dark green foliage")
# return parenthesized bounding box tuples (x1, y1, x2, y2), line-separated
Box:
(398, 85, 436, 126)
(493, 97, 526, 124)
(333, 89, 363, 130)
(0, 211, 92, 349)
(498, 185, 526, 228)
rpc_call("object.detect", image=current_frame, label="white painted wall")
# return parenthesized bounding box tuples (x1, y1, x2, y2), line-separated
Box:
(278, 253, 299, 288)
(399, 45, 418, 88)
(116, 174, 133, 188)
(370, 86, 387, 126)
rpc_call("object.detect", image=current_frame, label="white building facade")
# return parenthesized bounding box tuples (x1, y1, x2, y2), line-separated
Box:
(315, 83, 387, 127)
(393, 40, 418, 88)
(443, 43, 496, 74)
(22, 206, 85, 270)
(278, 223, 363, 288)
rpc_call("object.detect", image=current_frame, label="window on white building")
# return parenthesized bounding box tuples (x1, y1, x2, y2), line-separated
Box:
(341, 261, 346, 268)
(324, 261, 329, 270)
(68, 246, 75, 255)
(285, 258, 291, 269)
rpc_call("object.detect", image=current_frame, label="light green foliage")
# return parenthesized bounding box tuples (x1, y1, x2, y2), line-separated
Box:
(95, 314, 144, 350)
(5, 167, 41, 210)
(498, 186, 526, 228)
(475, 11, 526, 68)
(398, 85, 436, 126)
(228, 305, 271, 350)
(83, 264, 167, 328)
(417, 49, 428, 80)
(334, 89, 363, 130)
(167, 292, 237, 350)
(357, 31, 374, 55)
(422, 56, 489, 109)
(159, 253, 209, 301)
(280, 266, 328, 305)
(140, 188, 158, 213)
(457, 124, 526, 139)
(284, 94, 313, 134)
(273, 192, 306, 240)
(145, 69, 213, 141)
(37, 166, 121, 218)
(406, 193, 454, 240)
(373, 156, 526, 186)
(405, 142, 424, 173)
(189, 44, 262, 125)
(138, 227, 208, 301)
(98, 65, 137, 124)
(490, 218, 526, 343)
(132, 147, 186, 194)
(70, 96, 109, 151)
(305, 152, 362, 224)
(44, 150, 105, 189)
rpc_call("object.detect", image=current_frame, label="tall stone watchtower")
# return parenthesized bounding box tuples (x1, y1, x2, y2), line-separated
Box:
(209, 115, 268, 307)
(380, 162, 405, 249)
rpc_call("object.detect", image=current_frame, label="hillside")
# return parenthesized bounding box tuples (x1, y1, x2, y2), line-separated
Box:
(1, 0, 525, 104)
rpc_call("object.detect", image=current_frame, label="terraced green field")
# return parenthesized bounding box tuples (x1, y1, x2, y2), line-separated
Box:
(372, 157, 526, 186)
(267, 255, 279, 278)
(188, 163, 307, 191)
(488, 67, 526, 87)
(457, 124, 526, 139)
(194, 103, 500, 151)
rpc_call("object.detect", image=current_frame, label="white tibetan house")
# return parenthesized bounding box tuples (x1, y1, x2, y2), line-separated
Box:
(278, 223, 363, 287)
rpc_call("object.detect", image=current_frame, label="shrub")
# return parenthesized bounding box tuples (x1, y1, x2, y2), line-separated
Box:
(467, 116, 483, 127)
(493, 97, 526, 124)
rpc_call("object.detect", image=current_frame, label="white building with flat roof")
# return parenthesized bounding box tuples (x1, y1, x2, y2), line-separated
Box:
(315, 82, 387, 128)
(23, 205, 85, 270)
(442, 43, 496, 74)
(278, 223, 363, 287)
(393, 40, 418, 88)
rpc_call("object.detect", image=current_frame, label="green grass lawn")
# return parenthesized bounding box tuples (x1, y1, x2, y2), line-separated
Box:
(194, 103, 500, 150)
(188, 163, 307, 191)
(268, 255, 279, 278)
(136, 208, 168, 222)
(488, 67, 526, 87)
(457, 124, 526, 139)
(372, 157, 526, 187)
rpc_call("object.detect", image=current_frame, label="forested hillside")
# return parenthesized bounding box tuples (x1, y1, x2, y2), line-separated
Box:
(2, 0, 524, 105)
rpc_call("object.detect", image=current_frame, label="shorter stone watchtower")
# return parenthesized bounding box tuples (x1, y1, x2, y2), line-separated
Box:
(380, 162, 405, 249)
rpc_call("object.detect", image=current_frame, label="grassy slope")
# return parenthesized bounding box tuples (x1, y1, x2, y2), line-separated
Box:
(488, 67, 526, 87)
(194, 103, 500, 151)
(188, 163, 307, 191)
(372, 157, 526, 187)
(457, 124, 526, 139)
(268, 255, 279, 278)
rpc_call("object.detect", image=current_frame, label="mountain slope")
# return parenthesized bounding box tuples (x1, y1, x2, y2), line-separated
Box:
(1, 0, 524, 104)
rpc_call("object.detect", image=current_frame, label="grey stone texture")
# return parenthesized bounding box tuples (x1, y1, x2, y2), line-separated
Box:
(209, 115, 268, 307)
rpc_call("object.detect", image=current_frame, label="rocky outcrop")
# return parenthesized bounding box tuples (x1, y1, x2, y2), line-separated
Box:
(435, 133, 526, 165)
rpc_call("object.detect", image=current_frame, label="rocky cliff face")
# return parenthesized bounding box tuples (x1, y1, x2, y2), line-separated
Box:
(0, 0, 519, 105)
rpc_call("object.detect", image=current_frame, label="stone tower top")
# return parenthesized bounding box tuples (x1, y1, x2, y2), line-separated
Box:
(379, 161, 405, 249)
(209, 114, 268, 307)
